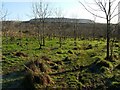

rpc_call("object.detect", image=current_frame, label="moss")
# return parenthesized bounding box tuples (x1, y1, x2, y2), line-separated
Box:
(51, 65, 59, 70)
(88, 58, 113, 73)
(89, 53, 96, 57)
(87, 50, 96, 57)
(93, 56, 101, 61)
(114, 44, 119, 47)
(108, 82, 120, 89)
(41, 56, 51, 61)
(56, 49, 64, 54)
(112, 74, 120, 82)
(96, 60, 113, 69)
(14, 51, 28, 57)
(2, 55, 6, 60)
(68, 50, 73, 54)
(112, 82, 120, 86)
(115, 64, 120, 70)
(100, 66, 107, 73)
(84, 44, 93, 50)
(53, 61, 63, 65)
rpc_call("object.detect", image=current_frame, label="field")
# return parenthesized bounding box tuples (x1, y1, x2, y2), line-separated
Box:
(1, 35, 120, 89)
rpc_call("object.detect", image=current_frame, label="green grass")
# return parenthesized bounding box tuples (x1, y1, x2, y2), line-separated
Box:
(2, 36, 120, 89)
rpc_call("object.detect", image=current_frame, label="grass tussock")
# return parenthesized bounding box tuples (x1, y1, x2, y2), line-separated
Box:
(23, 58, 54, 89)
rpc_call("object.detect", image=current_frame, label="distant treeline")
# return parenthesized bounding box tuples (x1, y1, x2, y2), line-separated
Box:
(2, 20, 120, 39)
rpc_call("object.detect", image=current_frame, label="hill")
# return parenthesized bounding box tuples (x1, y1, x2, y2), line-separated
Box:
(30, 18, 94, 24)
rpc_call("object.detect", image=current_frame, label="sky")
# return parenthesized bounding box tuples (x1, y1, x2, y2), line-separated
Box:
(1, 0, 120, 24)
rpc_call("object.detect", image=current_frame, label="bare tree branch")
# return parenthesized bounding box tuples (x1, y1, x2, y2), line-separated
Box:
(111, 0, 117, 3)
(111, 11, 120, 20)
(0, 3, 8, 20)
(111, 2, 118, 16)
(79, 1, 106, 19)
(86, 3, 102, 11)
(99, 1, 108, 15)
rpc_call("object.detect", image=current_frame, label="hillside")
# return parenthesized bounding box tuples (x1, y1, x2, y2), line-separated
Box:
(30, 18, 95, 24)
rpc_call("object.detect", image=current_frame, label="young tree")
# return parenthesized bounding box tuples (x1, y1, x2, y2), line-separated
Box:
(73, 19, 78, 46)
(79, 0, 120, 60)
(0, 2, 9, 45)
(92, 15, 96, 39)
(32, 0, 51, 49)
(54, 8, 64, 48)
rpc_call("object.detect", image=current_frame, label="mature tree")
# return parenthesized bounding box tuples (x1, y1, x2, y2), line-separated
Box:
(79, 0, 119, 60)
(32, 0, 51, 49)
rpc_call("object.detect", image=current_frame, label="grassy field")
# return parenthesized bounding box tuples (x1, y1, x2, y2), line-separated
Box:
(1, 36, 120, 89)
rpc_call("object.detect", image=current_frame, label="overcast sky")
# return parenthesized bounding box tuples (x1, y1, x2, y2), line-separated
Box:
(1, 0, 119, 24)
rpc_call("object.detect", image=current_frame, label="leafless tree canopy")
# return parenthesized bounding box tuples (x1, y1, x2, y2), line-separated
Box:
(0, 3, 8, 21)
(32, 1, 51, 19)
(79, 0, 119, 21)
